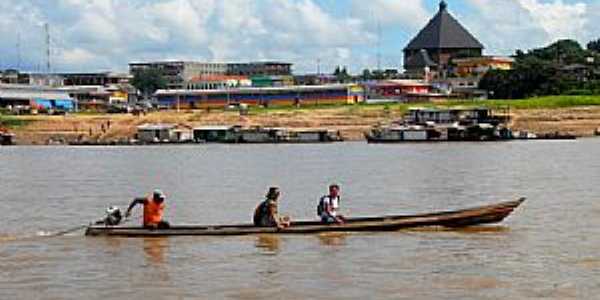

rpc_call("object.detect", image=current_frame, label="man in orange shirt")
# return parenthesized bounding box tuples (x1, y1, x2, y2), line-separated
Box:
(125, 189, 170, 229)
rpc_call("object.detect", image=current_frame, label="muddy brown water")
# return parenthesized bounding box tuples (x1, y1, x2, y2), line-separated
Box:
(1, 140, 600, 299)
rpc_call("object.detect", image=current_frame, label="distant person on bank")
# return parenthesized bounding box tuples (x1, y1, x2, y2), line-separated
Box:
(253, 187, 291, 229)
(318, 184, 346, 224)
(125, 189, 170, 229)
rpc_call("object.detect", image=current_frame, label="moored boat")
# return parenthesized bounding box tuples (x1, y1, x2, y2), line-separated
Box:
(85, 198, 525, 237)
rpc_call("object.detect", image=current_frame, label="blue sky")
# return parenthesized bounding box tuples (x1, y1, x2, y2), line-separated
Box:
(0, 0, 598, 74)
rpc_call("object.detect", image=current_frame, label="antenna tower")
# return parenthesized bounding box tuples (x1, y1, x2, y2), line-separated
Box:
(16, 32, 21, 70)
(45, 23, 51, 73)
(377, 20, 382, 71)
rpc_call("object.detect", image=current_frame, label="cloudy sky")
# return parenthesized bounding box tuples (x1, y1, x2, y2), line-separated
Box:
(0, 0, 598, 74)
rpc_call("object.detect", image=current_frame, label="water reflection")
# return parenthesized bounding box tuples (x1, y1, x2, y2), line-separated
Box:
(143, 237, 169, 265)
(0, 234, 17, 243)
(98, 237, 124, 256)
(317, 233, 347, 247)
(255, 235, 280, 254)
(403, 225, 510, 234)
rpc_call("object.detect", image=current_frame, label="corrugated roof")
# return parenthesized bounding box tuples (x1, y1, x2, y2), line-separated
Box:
(137, 123, 176, 130)
(155, 83, 359, 96)
(404, 1, 483, 51)
(0, 86, 73, 101)
(193, 126, 234, 131)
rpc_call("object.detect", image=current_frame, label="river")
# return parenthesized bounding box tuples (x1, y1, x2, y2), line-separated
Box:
(1, 140, 600, 299)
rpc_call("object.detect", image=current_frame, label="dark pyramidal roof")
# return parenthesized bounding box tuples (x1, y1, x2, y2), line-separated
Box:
(404, 1, 484, 51)
(405, 49, 437, 69)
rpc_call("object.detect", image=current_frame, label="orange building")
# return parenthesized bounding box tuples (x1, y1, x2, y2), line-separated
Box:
(452, 56, 515, 77)
(366, 80, 432, 100)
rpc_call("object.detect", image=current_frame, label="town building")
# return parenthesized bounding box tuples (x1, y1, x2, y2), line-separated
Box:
(0, 70, 30, 85)
(250, 75, 294, 87)
(227, 62, 292, 76)
(293, 74, 338, 86)
(452, 56, 515, 78)
(129, 61, 228, 89)
(129, 61, 293, 90)
(0, 84, 75, 113)
(403, 1, 484, 77)
(154, 84, 364, 109)
(1, 71, 135, 110)
(59, 72, 135, 109)
(186, 75, 252, 90)
(364, 80, 433, 102)
(26, 73, 65, 87)
(61, 72, 132, 86)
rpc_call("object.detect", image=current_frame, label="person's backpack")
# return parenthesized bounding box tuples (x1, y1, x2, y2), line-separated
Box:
(316, 196, 326, 217)
(317, 196, 340, 217)
(253, 201, 268, 225)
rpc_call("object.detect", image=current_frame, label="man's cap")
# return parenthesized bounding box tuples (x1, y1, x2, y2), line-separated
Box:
(266, 187, 280, 199)
(153, 189, 166, 199)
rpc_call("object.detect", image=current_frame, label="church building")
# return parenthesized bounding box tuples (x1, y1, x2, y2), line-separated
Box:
(403, 1, 484, 77)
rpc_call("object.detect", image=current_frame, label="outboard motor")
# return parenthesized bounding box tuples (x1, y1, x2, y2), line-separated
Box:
(101, 206, 123, 226)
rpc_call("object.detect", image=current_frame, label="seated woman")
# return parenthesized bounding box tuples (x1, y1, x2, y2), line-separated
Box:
(253, 187, 291, 229)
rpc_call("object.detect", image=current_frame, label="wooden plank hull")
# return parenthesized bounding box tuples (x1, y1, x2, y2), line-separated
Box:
(85, 198, 525, 237)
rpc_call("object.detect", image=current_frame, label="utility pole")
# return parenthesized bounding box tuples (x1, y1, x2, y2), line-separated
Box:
(317, 58, 321, 75)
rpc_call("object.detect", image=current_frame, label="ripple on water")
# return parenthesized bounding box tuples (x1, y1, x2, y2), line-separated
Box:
(0, 141, 600, 299)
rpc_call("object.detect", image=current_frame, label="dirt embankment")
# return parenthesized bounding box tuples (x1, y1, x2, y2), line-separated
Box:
(7, 106, 600, 145)
(510, 107, 600, 136)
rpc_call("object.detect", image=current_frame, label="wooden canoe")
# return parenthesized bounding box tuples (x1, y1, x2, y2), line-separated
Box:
(85, 198, 525, 237)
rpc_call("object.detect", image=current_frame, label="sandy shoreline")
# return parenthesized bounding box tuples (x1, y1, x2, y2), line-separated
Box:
(3, 106, 600, 145)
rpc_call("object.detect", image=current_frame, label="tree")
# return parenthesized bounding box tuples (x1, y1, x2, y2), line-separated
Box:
(361, 69, 372, 81)
(131, 68, 167, 100)
(333, 66, 351, 83)
(528, 39, 587, 65)
(587, 39, 600, 53)
(371, 70, 385, 80)
(479, 39, 599, 98)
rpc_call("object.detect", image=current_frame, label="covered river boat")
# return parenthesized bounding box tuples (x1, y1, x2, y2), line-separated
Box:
(85, 198, 525, 237)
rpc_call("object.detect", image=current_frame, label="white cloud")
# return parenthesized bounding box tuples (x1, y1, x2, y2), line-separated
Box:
(0, 0, 597, 74)
(463, 0, 547, 54)
(517, 0, 587, 41)
(353, 0, 429, 30)
(465, 0, 591, 54)
(0, 0, 377, 73)
(58, 48, 100, 67)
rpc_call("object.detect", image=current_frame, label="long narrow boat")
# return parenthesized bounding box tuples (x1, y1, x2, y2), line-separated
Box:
(85, 198, 525, 237)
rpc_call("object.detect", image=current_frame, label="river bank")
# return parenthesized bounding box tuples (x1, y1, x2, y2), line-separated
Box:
(2, 100, 600, 145)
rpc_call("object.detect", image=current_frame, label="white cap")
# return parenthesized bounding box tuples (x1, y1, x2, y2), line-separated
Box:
(106, 206, 119, 214)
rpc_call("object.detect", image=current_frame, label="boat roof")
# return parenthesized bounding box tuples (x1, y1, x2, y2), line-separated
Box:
(193, 125, 235, 131)
(137, 123, 176, 130)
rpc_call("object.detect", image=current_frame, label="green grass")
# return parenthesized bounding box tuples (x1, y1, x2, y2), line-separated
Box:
(443, 95, 600, 110)
(247, 95, 600, 114)
(0, 115, 35, 129)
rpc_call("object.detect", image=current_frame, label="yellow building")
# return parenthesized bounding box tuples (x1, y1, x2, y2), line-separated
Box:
(109, 90, 128, 104)
(453, 56, 515, 77)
